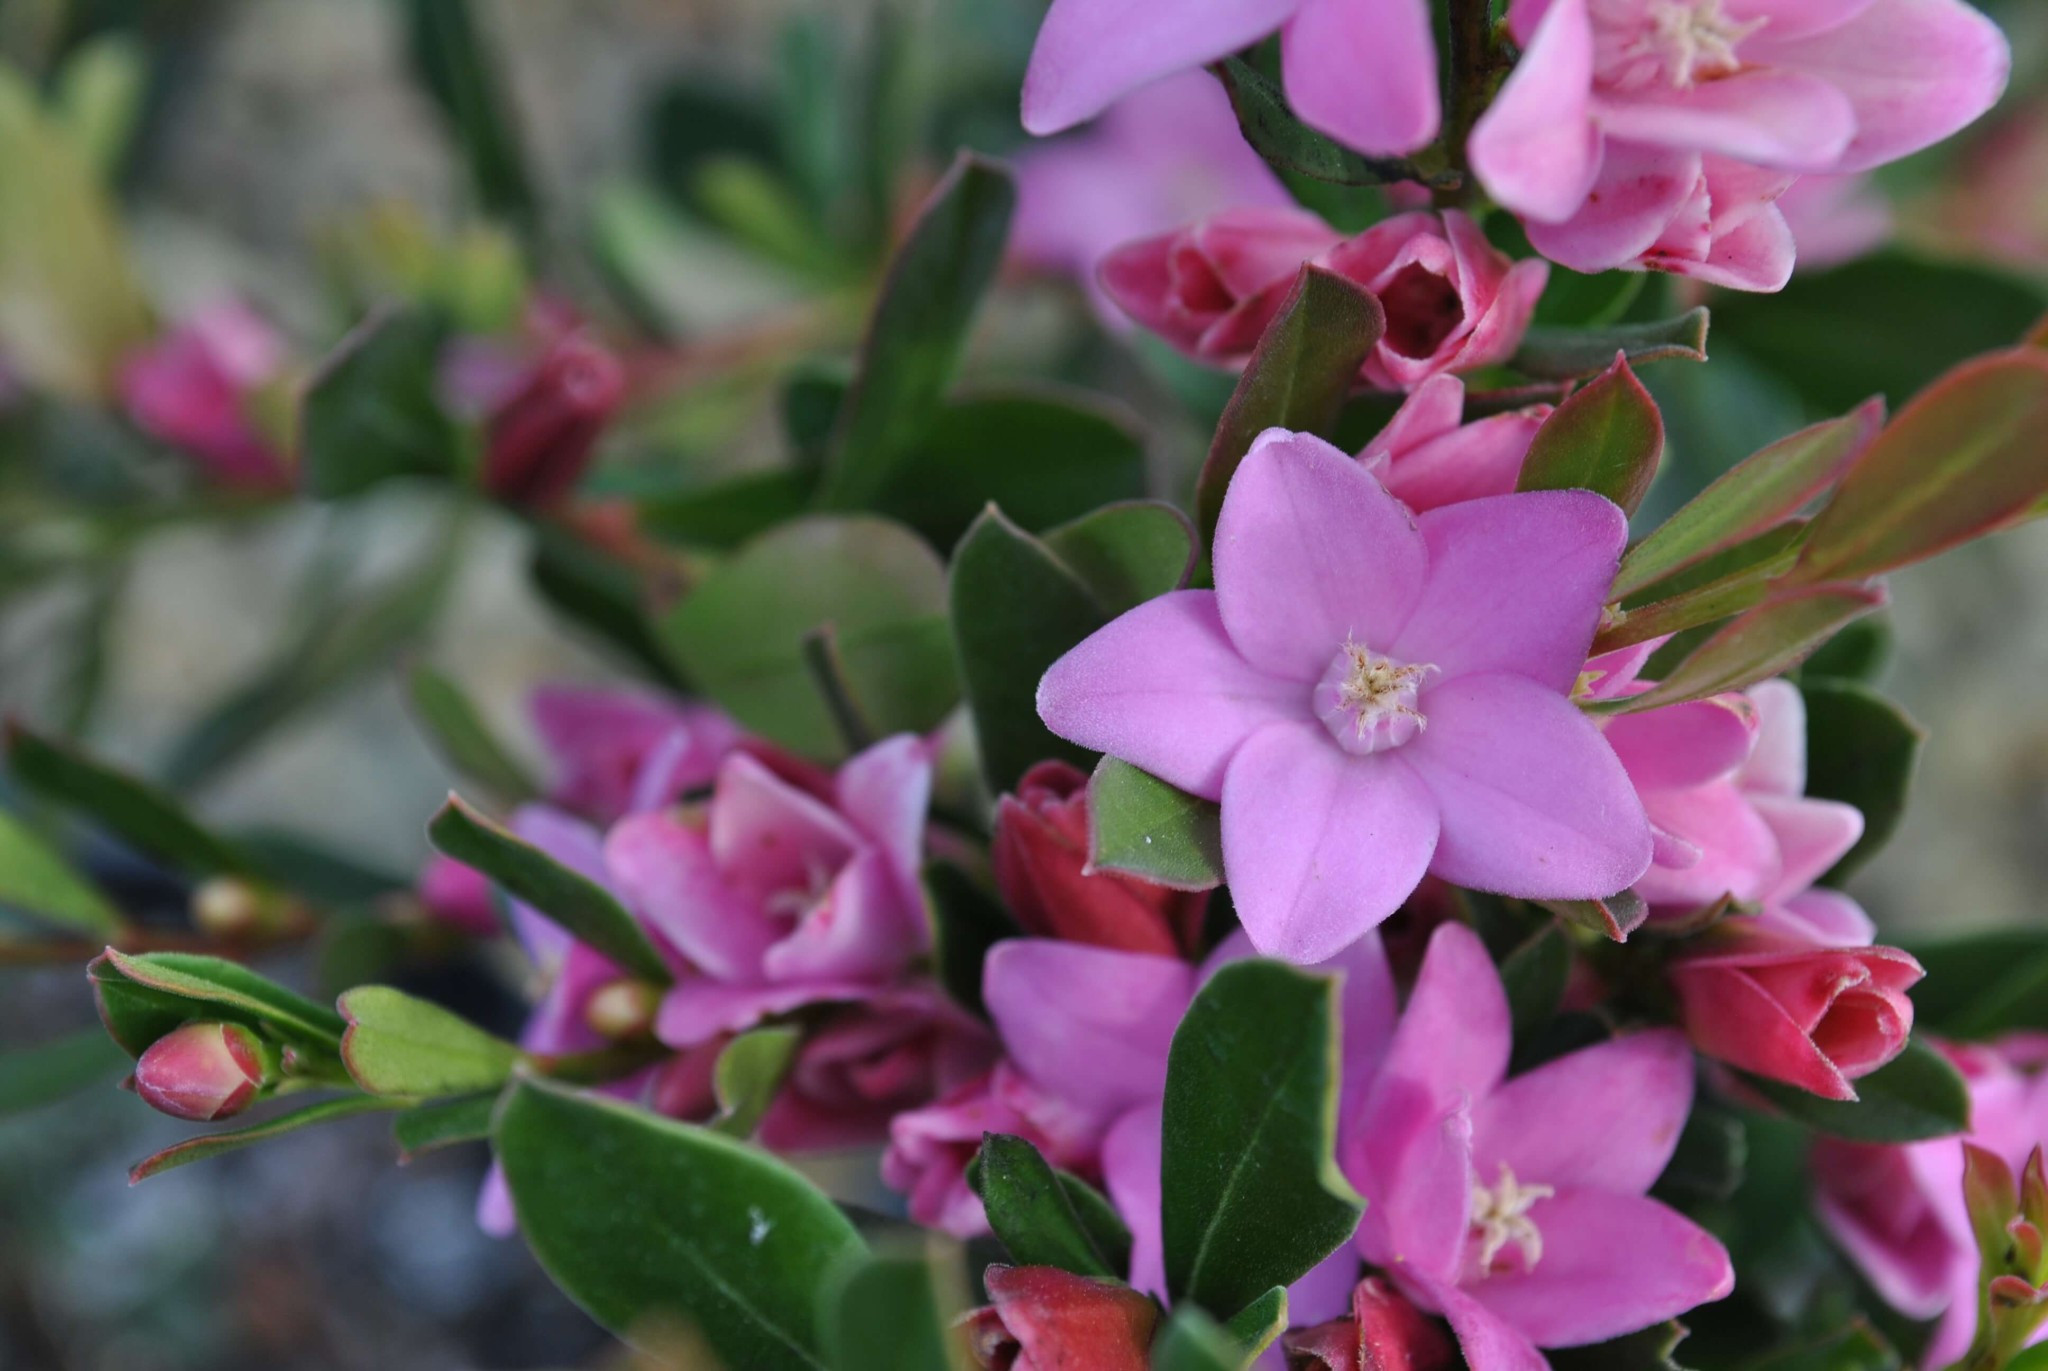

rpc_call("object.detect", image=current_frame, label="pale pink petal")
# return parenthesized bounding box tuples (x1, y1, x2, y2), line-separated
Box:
(1526, 143, 1702, 273)
(1037, 590, 1301, 800)
(1221, 722, 1440, 963)
(1636, 782, 1779, 907)
(1580, 638, 1667, 699)
(1196, 206, 1348, 295)
(1359, 374, 1468, 465)
(834, 733, 933, 936)
(1281, 0, 1440, 155)
(984, 940, 1194, 1116)
(1767, 887, 1877, 947)
(1604, 693, 1759, 792)
(1474, 1031, 1694, 1194)
(1373, 922, 1512, 1135)
(708, 753, 862, 904)
(1392, 491, 1626, 693)
(1103, 1103, 1166, 1297)
(1378, 410, 1548, 512)
(1593, 70, 1855, 172)
(1465, 1188, 1735, 1344)
(1724, 0, 1877, 40)
(1407, 672, 1653, 899)
(1755, 793, 1864, 896)
(656, 978, 875, 1047)
(1021, 0, 1300, 135)
(606, 811, 777, 983)
(1681, 196, 1796, 292)
(1738, 678, 1807, 795)
(1213, 430, 1428, 681)
(760, 848, 926, 982)
(1469, 0, 1604, 223)
(1412, 1276, 1550, 1371)
(477, 1161, 517, 1237)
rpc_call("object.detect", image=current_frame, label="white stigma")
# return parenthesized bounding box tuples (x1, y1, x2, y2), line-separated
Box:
(1471, 1163, 1555, 1272)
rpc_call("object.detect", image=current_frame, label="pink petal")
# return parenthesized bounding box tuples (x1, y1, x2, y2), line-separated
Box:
(1724, 0, 1877, 41)
(656, 978, 875, 1047)
(1738, 678, 1807, 795)
(1684, 200, 1796, 292)
(1280, 0, 1441, 156)
(1604, 693, 1759, 792)
(1474, 1031, 1694, 1195)
(834, 733, 934, 932)
(606, 811, 776, 983)
(1668, 960, 1854, 1098)
(709, 753, 862, 904)
(1020, 0, 1300, 135)
(1593, 70, 1855, 172)
(1526, 143, 1702, 273)
(1103, 1103, 1166, 1297)
(1359, 374, 1468, 464)
(1464, 1188, 1735, 1344)
(1636, 782, 1779, 908)
(1350, 1078, 1475, 1283)
(1392, 490, 1628, 694)
(760, 847, 926, 982)
(477, 1162, 517, 1237)
(1406, 673, 1653, 899)
(1468, 0, 1604, 223)
(983, 940, 1194, 1116)
(1755, 793, 1864, 896)
(1744, 0, 2010, 174)
(1366, 922, 1511, 1139)
(1037, 590, 1301, 800)
(1411, 1277, 1550, 1371)
(1378, 410, 1549, 513)
(1213, 430, 1428, 681)
(1767, 887, 1877, 947)
(1221, 722, 1440, 963)
(1445, 259, 1550, 376)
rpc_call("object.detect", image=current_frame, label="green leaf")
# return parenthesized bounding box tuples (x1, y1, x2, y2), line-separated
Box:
(398, 0, 536, 232)
(975, 1132, 1120, 1278)
(130, 1096, 399, 1183)
(825, 1245, 967, 1371)
(1789, 350, 2048, 585)
(660, 515, 956, 759)
(1517, 355, 1663, 515)
(528, 519, 685, 687)
(1221, 1286, 1289, 1363)
(1511, 309, 1710, 382)
(1054, 1171, 1136, 1282)
(1500, 922, 1571, 1036)
(2006, 1339, 2048, 1371)
(1538, 890, 1649, 942)
(0, 1029, 128, 1117)
(1614, 403, 1882, 600)
(493, 1076, 866, 1367)
(0, 810, 123, 933)
(91, 949, 348, 1054)
(52, 36, 146, 178)
(1152, 1306, 1244, 1371)
(1041, 502, 1197, 617)
(1087, 759, 1223, 891)
(392, 1092, 498, 1157)
(1162, 960, 1362, 1315)
(817, 153, 1016, 509)
(1590, 586, 1885, 716)
(6, 723, 251, 877)
(1799, 614, 1891, 683)
(1594, 542, 1797, 655)
(1215, 58, 1452, 189)
(923, 861, 1018, 1018)
(1197, 266, 1385, 552)
(1745, 1036, 1970, 1143)
(710, 1025, 800, 1139)
(428, 795, 671, 983)
(1903, 929, 2048, 1040)
(1798, 681, 1922, 882)
(949, 507, 1105, 793)
(300, 307, 460, 499)
(407, 664, 538, 802)
(636, 468, 818, 552)
(339, 985, 521, 1098)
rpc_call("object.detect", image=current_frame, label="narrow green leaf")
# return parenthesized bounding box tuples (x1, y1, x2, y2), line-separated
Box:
(1197, 266, 1385, 552)
(6, 723, 251, 876)
(1215, 58, 1453, 189)
(93, 949, 347, 1052)
(1087, 759, 1223, 891)
(975, 1132, 1118, 1278)
(399, 0, 537, 231)
(393, 1092, 498, 1158)
(1798, 681, 1922, 882)
(923, 861, 1018, 1018)
(825, 1245, 967, 1371)
(1153, 1306, 1243, 1371)
(1054, 1171, 1135, 1282)
(0, 1030, 129, 1117)
(340, 985, 521, 1098)
(427, 795, 671, 983)
(299, 307, 459, 499)
(1042, 501, 1197, 617)
(0, 810, 124, 934)
(493, 1076, 866, 1367)
(1517, 355, 1663, 515)
(1221, 1286, 1289, 1362)
(1511, 309, 1710, 382)
(1591, 587, 1885, 716)
(406, 665, 538, 802)
(1162, 960, 1362, 1315)
(1595, 525, 1805, 655)
(130, 1096, 399, 1183)
(1744, 1037, 1970, 1143)
(711, 1025, 800, 1139)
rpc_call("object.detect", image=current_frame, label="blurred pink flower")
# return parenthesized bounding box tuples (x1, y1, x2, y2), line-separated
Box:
(529, 684, 742, 826)
(1357, 377, 1552, 514)
(118, 301, 290, 489)
(415, 853, 499, 938)
(1776, 172, 1892, 271)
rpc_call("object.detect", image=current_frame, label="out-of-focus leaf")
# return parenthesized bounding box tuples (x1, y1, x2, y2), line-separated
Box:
(300, 308, 460, 498)
(1500, 922, 1571, 1035)
(1548, 1321, 1690, 1371)
(636, 468, 818, 552)
(923, 861, 1017, 1018)
(1651, 1103, 1747, 1208)
(1744, 1037, 1970, 1142)
(406, 665, 538, 802)
(824, 1244, 966, 1371)
(1592, 587, 1886, 715)
(1799, 614, 1891, 683)
(1152, 1307, 1242, 1371)
(0, 810, 124, 934)
(52, 35, 146, 178)
(1511, 309, 1709, 382)
(237, 831, 410, 904)
(1042, 502, 1197, 617)
(527, 519, 686, 687)
(1087, 759, 1223, 892)
(974, 1132, 1122, 1278)
(1739, 1321, 1898, 1371)
(1215, 58, 1453, 189)
(398, 0, 537, 232)
(691, 156, 840, 277)
(1905, 929, 2048, 1040)
(0, 1030, 128, 1117)
(393, 1092, 497, 1158)
(340, 985, 521, 1098)
(709, 1025, 800, 1139)
(6, 724, 251, 877)
(1517, 355, 1662, 515)
(1798, 680, 1921, 882)
(1538, 890, 1649, 942)
(130, 1096, 398, 1183)
(587, 179, 809, 339)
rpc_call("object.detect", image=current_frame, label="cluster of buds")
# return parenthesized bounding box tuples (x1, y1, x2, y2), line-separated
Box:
(1961, 1143, 2048, 1370)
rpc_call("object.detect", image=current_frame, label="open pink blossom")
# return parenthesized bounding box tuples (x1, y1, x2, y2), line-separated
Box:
(1038, 429, 1651, 962)
(1342, 922, 1733, 1369)
(1021, 0, 1441, 157)
(1470, 0, 2009, 285)
(1358, 375, 1552, 512)
(118, 301, 290, 489)
(1100, 208, 1344, 364)
(530, 684, 743, 825)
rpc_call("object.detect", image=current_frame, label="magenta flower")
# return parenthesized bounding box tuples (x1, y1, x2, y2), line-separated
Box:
(1342, 922, 1734, 1367)
(1100, 207, 1344, 364)
(118, 301, 291, 489)
(529, 684, 743, 825)
(1471, 0, 2009, 285)
(1358, 375, 1552, 513)
(1021, 0, 1441, 157)
(1038, 429, 1651, 962)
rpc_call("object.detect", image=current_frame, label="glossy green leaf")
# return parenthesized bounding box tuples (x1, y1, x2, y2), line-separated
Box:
(710, 1025, 800, 1138)
(493, 1076, 866, 1366)
(1042, 501, 1197, 617)
(0, 1029, 128, 1117)
(1651, 1102, 1747, 1209)
(636, 469, 817, 552)
(1745, 1037, 1970, 1142)
(91, 949, 347, 1055)
(975, 1132, 1120, 1278)
(340, 985, 521, 1098)
(1222, 1286, 1289, 1363)
(1615, 403, 1882, 600)
(428, 795, 671, 983)
(0, 810, 123, 934)
(1904, 929, 2048, 1040)
(1798, 681, 1922, 882)
(392, 1092, 497, 1158)
(6, 723, 251, 876)
(1197, 266, 1385, 552)
(300, 307, 460, 498)
(923, 861, 1018, 1018)
(1154, 1307, 1243, 1371)
(659, 515, 956, 760)
(1790, 350, 2048, 585)
(130, 1096, 399, 1183)
(1517, 355, 1663, 515)
(1215, 58, 1452, 189)
(817, 153, 1016, 508)
(825, 1245, 967, 1371)
(1591, 587, 1885, 716)
(1511, 309, 1710, 382)
(406, 665, 538, 802)
(949, 507, 1104, 792)
(1162, 960, 1362, 1315)
(1087, 759, 1223, 891)
(399, 0, 536, 231)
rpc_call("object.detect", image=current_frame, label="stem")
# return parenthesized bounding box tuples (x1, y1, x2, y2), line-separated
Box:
(800, 624, 877, 755)
(1442, 0, 1501, 196)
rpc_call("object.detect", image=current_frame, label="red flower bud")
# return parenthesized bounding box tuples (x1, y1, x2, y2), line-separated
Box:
(957, 1265, 1158, 1370)
(991, 761, 1205, 956)
(133, 1022, 274, 1122)
(1283, 1277, 1456, 1371)
(482, 332, 626, 508)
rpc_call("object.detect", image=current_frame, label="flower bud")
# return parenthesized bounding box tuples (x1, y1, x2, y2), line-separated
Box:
(133, 1022, 275, 1122)
(584, 978, 662, 1041)
(957, 1265, 1158, 1371)
(482, 332, 626, 508)
(191, 877, 303, 939)
(1283, 1276, 1456, 1371)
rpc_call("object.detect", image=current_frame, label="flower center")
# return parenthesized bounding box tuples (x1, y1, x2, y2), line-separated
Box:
(1312, 641, 1436, 756)
(1471, 1162, 1555, 1274)
(1593, 0, 1764, 91)
(764, 855, 837, 926)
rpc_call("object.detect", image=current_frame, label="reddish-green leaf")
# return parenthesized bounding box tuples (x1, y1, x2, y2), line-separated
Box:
(1594, 527, 1805, 654)
(130, 1096, 398, 1183)
(1593, 585, 1886, 715)
(1516, 355, 1662, 515)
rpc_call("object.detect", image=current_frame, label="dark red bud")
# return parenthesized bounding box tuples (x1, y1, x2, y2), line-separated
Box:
(1284, 1276, 1456, 1371)
(482, 333, 626, 508)
(133, 1021, 274, 1122)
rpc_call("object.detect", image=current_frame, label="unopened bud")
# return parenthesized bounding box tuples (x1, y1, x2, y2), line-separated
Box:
(585, 978, 661, 1041)
(133, 1022, 275, 1121)
(1966, 1143, 2021, 1267)
(191, 877, 299, 939)
(481, 333, 626, 508)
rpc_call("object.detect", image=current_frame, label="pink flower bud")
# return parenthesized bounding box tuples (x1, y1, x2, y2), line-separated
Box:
(133, 1021, 274, 1122)
(991, 761, 1205, 957)
(1099, 207, 1343, 364)
(118, 302, 291, 490)
(1670, 921, 1922, 1101)
(957, 1265, 1159, 1371)
(482, 332, 626, 508)
(1283, 1276, 1456, 1371)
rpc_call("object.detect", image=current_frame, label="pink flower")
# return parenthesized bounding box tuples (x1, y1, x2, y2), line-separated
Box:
(132, 1021, 274, 1122)
(1357, 375, 1552, 513)
(482, 331, 627, 508)
(1342, 922, 1733, 1369)
(1817, 1038, 2048, 1367)
(1100, 208, 1344, 364)
(1284, 1276, 1459, 1371)
(992, 760, 1207, 957)
(1038, 428, 1651, 963)
(958, 1265, 1161, 1371)
(1020, 0, 1441, 157)
(1776, 172, 1891, 271)
(529, 684, 743, 825)
(1471, 0, 2009, 286)
(118, 301, 290, 489)
(415, 853, 499, 937)
(1669, 919, 1922, 1099)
